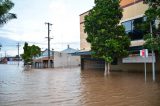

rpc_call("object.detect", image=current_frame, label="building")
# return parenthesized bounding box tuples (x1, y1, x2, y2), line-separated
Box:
(80, 0, 160, 71)
(33, 49, 54, 68)
(61, 45, 79, 54)
(54, 51, 80, 68)
(33, 46, 80, 68)
(0, 56, 22, 64)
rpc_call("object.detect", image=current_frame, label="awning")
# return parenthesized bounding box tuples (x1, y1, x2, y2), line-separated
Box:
(128, 46, 144, 52)
(73, 51, 92, 56)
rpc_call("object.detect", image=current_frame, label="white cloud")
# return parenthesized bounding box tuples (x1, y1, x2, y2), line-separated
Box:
(0, 0, 95, 56)
(48, 0, 80, 45)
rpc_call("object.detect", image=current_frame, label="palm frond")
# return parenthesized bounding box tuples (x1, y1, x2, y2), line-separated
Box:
(0, 13, 16, 25)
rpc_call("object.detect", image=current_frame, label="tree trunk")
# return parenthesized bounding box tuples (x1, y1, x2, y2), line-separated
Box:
(104, 61, 107, 76)
(107, 63, 110, 74)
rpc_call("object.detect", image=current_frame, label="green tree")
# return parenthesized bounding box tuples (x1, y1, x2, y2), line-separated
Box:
(31, 45, 41, 57)
(21, 42, 41, 65)
(84, 0, 130, 75)
(21, 42, 31, 64)
(143, 0, 160, 53)
(0, 0, 17, 26)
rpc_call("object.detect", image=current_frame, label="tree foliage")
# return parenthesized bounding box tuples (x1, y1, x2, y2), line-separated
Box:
(0, 0, 17, 26)
(21, 42, 41, 64)
(84, 0, 130, 63)
(143, 0, 160, 53)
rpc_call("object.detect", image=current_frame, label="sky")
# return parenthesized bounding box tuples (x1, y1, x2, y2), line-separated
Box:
(0, 0, 94, 57)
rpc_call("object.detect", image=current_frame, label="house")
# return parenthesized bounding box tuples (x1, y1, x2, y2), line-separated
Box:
(61, 45, 78, 54)
(33, 46, 80, 68)
(54, 51, 80, 68)
(33, 49, 54, 68)
(0, 56, 22, 64)
(79, 0, 160, 72)
(54, 45, 80, 68)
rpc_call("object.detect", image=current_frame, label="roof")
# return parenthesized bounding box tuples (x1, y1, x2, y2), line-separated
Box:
(73, 46, 144, 56)
(62, 48, 78, 54)
(61, 45, 78, 54)
(41, 49, 54, 56)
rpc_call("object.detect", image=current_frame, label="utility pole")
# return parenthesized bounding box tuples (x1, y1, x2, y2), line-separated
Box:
(17, 43, 20, 66)
(0, 44, 2, 51)
(45, 22, 53, 68)
(0, 44, 1, 62)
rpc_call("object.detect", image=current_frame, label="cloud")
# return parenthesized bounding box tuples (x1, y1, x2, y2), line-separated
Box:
(0, 0, 95, 56)
(0, 36, 21, 56)
(48, 0, 80, 47)
(0, 36, 18, 45)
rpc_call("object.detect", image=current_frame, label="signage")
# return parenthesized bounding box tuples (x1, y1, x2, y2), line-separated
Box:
(140, 49, 148, 58)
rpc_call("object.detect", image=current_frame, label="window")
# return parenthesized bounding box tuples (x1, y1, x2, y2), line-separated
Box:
(122, 17, 147, 40)
(122, 20, 132, 33)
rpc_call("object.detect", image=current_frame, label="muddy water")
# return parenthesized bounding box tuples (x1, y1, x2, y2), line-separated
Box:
(0, 64, 160, 106)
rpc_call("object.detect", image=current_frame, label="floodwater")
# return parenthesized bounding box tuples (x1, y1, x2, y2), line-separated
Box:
(0, 65, 160, 106)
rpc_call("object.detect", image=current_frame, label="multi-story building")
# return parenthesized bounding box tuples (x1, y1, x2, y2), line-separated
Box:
(79, 0, 160, 71)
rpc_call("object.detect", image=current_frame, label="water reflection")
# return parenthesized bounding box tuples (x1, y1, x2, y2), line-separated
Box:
(0, 64, 160, 106)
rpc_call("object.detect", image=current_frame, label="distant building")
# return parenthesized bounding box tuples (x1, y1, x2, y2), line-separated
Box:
(0, 56, 22, 64)
(33, 49, 54, 68)
(61, 45, 79, 54)
(0, 57, 7, 64)
(54, 51, 80, 68)
(33, 46, 80, 68)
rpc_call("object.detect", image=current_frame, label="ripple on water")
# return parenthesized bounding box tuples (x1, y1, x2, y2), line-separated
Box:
(1, 65, 160, 106)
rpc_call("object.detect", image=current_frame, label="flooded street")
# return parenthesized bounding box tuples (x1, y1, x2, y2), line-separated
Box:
(0, 64, 160, 106)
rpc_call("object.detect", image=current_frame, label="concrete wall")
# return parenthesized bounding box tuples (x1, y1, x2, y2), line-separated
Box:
(80, 12, 91, 51)
(54, 52, 80, 68)
(111, 56, 160, 72)
(81, 56, 160, 72)
(121, 1, 148, 22)
(81, 56, 105, 69)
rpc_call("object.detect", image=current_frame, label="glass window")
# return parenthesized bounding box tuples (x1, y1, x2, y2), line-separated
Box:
(132, 17, 143, 30)
(122, 20, 132, 32)
(122, 17, 147, 40)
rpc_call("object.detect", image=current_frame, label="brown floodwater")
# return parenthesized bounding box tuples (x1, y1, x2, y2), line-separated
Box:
(0, 64, 160, 106)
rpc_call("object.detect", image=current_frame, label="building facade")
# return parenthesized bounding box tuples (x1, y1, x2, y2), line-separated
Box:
(80, 0, 148, 51)
(80, 0, 160, 71)
(33, 48, 80, 68)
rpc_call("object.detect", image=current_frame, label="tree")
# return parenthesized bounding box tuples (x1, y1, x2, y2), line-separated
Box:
(84, 0, 130, 75)
(21, 42, 41, 65)
(0, 0, 17, 26)
(143, 0, 160, 53)
(30, 45, 41, 58)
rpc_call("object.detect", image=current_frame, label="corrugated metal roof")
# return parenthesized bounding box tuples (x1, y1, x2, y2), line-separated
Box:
(62, 48, 78, 54)
(61, 45, 78, 54)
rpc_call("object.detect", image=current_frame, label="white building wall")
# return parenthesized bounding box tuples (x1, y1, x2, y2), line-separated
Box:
(54, 52, 80, 68)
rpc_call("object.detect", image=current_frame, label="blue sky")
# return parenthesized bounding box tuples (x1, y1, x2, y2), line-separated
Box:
(0, 0, 94, 56)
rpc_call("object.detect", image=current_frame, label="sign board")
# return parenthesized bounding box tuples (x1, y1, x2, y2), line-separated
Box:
(122, 54, 155, 63)
(140, 49, 148, 58)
